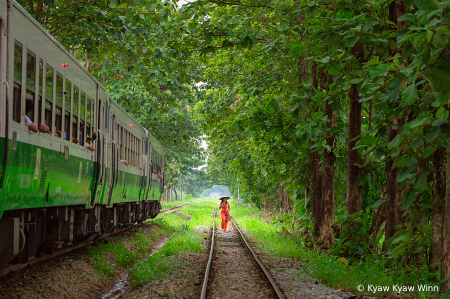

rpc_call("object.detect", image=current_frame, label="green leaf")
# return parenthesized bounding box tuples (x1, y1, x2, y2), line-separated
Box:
(424, 58, 450, 92)
(432, 115, 448, 126)
(370, 64, 388, 78)
(427, 30, 434, 43)
(436, 107, 446, 118)
(345, 35, 360, 48)
(425, 125, 441, 142)
(397, 156, 413, 168)
(423, 145, 437, 157)
(414, 0, 440, 10)
(387, 77, 404, 103)
(344, 77, 363, 84)
(397, 167, 411, 182)
(401, 82, 417, 105)
(438, 275, 450, 285)
(372, 199, 386, 208)
(328, 68, 339, 75)
(403, 190, 416, 209)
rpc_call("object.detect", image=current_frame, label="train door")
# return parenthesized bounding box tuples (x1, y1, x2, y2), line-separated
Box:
(106, 108, 116, 206)
(0, 2, 7, 190)
(94, 91, 107, 205)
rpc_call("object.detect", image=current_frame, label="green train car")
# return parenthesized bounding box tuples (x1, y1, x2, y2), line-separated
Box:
(0, 0, 165, 267)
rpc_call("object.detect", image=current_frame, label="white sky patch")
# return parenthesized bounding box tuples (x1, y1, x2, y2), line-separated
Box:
(177, 0, 195, 7)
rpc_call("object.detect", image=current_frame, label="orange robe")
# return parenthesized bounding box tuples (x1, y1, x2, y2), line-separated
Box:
(220, 202, 230, 231)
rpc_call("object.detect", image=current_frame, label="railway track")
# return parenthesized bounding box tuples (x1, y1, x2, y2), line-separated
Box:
(201, 211, 285, 299)
(0, 203, 190, 277)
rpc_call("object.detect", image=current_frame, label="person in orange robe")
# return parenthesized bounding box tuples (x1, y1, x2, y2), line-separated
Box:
(219, 195, 231, 231)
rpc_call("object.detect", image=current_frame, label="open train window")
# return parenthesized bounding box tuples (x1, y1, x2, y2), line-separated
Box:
(72, 86, 79, 144)
(38, 59, 43, 125)
(80, 91, 86, 146)
(13, 42, 22, 123)
(55, 73, 63, 138)
(64, 79, 71, 141)
(26, 51, 36, 122)
(45, 66, 53, 131)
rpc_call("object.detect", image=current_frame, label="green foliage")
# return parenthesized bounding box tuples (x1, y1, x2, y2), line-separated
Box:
(92, 256, 115, 278)
(129, 198, 217, 286)
(232, 201, 440, 298)
(89, 243, 138, 268)
(333, 212, 376, 259)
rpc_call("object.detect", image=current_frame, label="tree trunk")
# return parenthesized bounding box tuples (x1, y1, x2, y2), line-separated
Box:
(283, 185, 291, 213)
(305, 187, 310, 208)
(441, 140, 450, 292)
(180, 176, 183, 201)
(318, 75, 336, 249)
(345, 82, 362, 214)
(264, 192, 271, 214)
(310, 62, 324, 235)
(430, 148, 445, 273)
(35, 0, 43, 22)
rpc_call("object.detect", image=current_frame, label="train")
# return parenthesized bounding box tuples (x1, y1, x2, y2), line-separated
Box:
(0, 0, 165, 268)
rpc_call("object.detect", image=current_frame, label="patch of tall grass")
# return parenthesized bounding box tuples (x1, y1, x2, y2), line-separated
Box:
(92, 255, 115, 277)
(230, 202, 440, 299)
(128, 198, 219, 287)
(89, 243, 138, 267)
(129, 225, 204, 287)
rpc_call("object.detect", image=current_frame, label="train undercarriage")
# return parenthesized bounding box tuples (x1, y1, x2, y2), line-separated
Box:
(0, 200, 161, 268)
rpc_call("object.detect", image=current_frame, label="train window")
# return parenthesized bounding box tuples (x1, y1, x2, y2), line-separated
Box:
(26, 51, 36, 122)
(131, 135, 134, 164)
(13, 42, 22, 123)
(86, 96, 92, 138)
(145, 137, 148, 155)
(123, 129, 128, 161)
(45, 66, 53, 132)
(38, 59, 43, 124)
(111, 114, 117, 141)
(127, 131, 130, 162)
(130, 135, 133, 165)
(80, 91, 86, 146)
(105, 104, 110, 133)
(64, 79, 71, 141)
(72, 86, 79, 144)
(55, 73, 63, 138)
(120, 126, 123, 159)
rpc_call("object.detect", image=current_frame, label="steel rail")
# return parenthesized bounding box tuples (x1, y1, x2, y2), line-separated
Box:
(231, 216, 285, 299)
(0, 204, 188, 277)
(200, 208, 216, 299)
(158, 204, 190, 215)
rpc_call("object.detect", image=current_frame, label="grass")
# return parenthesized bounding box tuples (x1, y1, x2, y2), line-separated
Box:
(228, 200, 441, 299)
(160, 191, 191, 210)
(88, 212, 187, 278)
(92, 255, 115, 277)
(128, 197, 218, 287)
